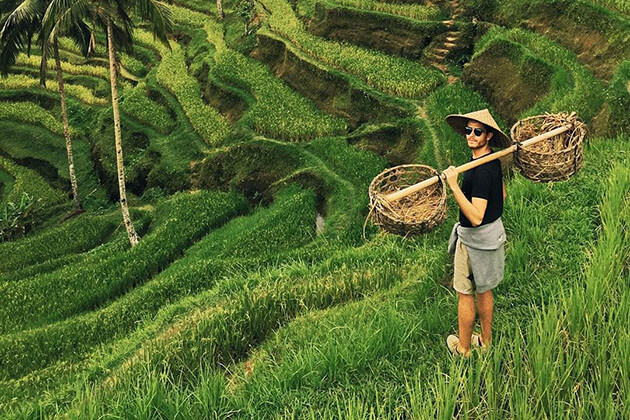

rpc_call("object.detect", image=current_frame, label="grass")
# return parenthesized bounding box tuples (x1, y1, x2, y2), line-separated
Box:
(0, 120, 107, 208)
(14, 53, 109, 79)
(312, 0, 446, 21)
(0, 102, 75, 137)
(259, 0, 446, 98)
(0, 169, 14, 204)
(0, 155, 66, 209)
(472, 26, 605, 122)
(203, 19, 348, 141)
(185, 185, 317, 260)
(0, 212, 120, 274)
(120, 81, 176, 134)
(156, 42, 230, 146)
(600, 59, 630, 135)
(0, 2, 626, 417)
(590, 0, 630, 15)
(0, 190, 247, 338)
(0, 186, 319, 410)
(0, 74, 107, 105)
(23, 136, 626, 419)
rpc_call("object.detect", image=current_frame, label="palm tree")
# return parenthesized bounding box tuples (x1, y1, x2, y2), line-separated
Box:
(0, 0, 90, 210)
(45, 0, 172, 246)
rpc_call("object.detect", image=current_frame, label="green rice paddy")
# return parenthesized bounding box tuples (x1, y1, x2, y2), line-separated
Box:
(0, 0, 628, 417)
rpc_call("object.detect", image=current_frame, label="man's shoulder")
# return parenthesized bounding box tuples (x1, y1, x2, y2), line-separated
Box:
(474, 161, 498, 175)
(477, 160, 501, 175)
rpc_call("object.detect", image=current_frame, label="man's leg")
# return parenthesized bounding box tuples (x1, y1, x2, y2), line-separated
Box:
(477, 289, 493, 347)
(457, 292, 475, 353)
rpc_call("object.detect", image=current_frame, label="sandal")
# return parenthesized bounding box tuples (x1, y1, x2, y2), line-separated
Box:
(471, 333, 489, 353)
(446, 335, 470, 357)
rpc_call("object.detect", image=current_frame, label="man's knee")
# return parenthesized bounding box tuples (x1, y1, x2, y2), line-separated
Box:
(457, 292, 475, 305)
(477, 289, 493, 298)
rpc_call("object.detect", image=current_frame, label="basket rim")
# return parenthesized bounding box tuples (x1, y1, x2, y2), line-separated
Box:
(510, 117, 586, 156)
(368, 163, 441, 193)
(369, 164, 447, 229)
(510, 113, 585, 136)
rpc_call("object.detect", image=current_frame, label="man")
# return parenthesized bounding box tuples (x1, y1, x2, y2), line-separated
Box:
(442, 109, 510, 357)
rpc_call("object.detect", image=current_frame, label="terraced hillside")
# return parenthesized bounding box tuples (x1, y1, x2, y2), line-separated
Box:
(0, 0, 628, 417)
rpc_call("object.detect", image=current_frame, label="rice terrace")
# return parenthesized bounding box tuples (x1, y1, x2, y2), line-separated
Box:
(0, 0, 628, 417)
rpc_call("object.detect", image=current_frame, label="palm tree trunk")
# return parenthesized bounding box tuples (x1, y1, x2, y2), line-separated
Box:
(53, 36, 81, 210)
(39, 39, 48, 87)
(106, 20, 139, 246)
(217, 0, 224, 19)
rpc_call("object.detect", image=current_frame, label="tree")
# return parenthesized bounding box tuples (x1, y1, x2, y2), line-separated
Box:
(46, 0, 173, 246)
(0, 0, 90, 210)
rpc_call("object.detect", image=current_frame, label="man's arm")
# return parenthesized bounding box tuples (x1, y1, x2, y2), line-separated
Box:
(443, 166, 488, 227)
(503, 180, 507, 200)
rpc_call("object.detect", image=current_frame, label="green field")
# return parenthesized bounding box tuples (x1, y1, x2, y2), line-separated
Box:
(0, 0, 628, 417)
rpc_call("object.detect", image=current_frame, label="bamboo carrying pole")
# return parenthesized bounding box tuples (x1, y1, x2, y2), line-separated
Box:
(383, 125, 571, 203)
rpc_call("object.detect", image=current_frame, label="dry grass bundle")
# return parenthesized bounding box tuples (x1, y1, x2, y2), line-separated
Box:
(367, 165, 447, 236)
(511, 112, 586, 182)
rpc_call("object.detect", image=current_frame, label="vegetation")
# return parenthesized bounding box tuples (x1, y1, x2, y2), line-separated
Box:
(317, 0, 445, 21)
(468, 26, 605, 122)
(203, 19, 347, 140)
(120, 81, 176, 134)
(0, 101, 74, 136)
(156, 43, 230, 145)
(261, 0, 446, 97)
(0, 192, 38, 242)
(0, 0, 627, 417)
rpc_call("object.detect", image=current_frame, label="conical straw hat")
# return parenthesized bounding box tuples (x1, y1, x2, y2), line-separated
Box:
(445, 108, 511, 148)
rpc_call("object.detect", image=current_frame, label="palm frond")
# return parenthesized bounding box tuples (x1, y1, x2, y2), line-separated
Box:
(0, 0, 43, 38)
(66, 20, 92, 57)
(0, 0, 44, 76)
(133, 0, 173, 46)
(44, 0, 91, 40)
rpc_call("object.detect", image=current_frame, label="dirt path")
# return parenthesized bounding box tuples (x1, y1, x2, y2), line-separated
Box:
(414, 100, 445, 169)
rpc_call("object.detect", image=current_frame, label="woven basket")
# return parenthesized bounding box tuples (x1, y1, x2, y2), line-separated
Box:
(368, 164, 447, 236)
(511, 113, 586, 182)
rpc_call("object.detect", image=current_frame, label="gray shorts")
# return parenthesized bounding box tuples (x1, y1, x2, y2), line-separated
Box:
(453, 239, 504, 294)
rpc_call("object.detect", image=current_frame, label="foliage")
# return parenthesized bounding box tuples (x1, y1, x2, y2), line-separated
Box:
(0, 74, 107, 105)
(156, 43, 230, 145)
(204, 20, 347, 141)
(473, 26, 605, 122)
(14, 53, 108, 78)
(120, 81, 176, 134)
(0, 189, 247, 339)
(0, 193, 39, 243)
(602, 60, 630, 135)
(120, 53, 148, 77)
(589, 0, 630, 15)
(261, 0, 446, 98)
(0, 211, 119, 271)
(313, 0, 445, 21)
(187, 184, 317, 260)
(0, 155, 65, 209)
(0, 101, 74, 136)
(0, 0, 626, 416)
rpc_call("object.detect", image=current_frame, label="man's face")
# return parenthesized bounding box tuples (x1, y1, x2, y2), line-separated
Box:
(465, 120, 493, 150)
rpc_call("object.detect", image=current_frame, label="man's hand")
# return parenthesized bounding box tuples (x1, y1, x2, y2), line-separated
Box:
(443, 166, 459, 190)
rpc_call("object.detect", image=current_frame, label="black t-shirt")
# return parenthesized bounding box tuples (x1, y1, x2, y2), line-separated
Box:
(459, 155, 503, 227)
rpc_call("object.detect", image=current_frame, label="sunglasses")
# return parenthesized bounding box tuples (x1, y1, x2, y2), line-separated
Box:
(465, 126, 485, 137)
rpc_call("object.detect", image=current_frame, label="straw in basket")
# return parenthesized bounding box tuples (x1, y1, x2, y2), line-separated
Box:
(512, 112, 586, 182)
